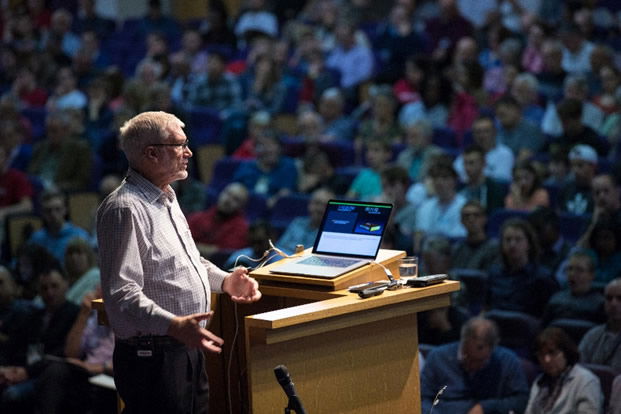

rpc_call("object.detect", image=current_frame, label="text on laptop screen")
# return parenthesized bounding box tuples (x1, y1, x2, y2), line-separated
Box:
(313, 200, 392, 258)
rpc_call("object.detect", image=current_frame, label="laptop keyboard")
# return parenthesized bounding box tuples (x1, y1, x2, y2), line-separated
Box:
(299, 256, 361, 268)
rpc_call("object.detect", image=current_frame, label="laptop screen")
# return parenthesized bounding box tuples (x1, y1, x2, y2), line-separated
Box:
(312, 200, 393, 259)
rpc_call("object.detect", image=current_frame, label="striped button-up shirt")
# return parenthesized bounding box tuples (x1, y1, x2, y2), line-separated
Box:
(97, 169, 228, 339)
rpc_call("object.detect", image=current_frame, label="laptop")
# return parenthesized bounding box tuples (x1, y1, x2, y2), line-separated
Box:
(269, 199, 393, 278)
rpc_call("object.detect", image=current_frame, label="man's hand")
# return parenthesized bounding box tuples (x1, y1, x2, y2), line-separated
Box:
(222, 267, 262, 304)
(167, 312, 224, 353)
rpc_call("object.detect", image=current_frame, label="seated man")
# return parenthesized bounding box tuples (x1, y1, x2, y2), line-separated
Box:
(527, 207, 571, 277)
(35, 288, 116, 414)
(276, 188, 334, 255)
(377, 165, 416, 254)
(451, 200, 500, 272)
(0, 267, 31, 367)
(542, 251, 605, 326)
(457, 145, 507, 214)
(421, 317, 529, 414)
(27, 190, 93, 263)
(0, 134, 34, 226)
(232, 133, 298, 205)
(187, 182, 250, 257)
(579, 278, 621, 371)
(557, 144, 597, 216)
(578, 173, 621, 249)
(224, 220, 278, 270)
(0, 268, 79, 412)
(415, 160, 467, 252)
(453, 115, 514, 183)
(418, 236, 470, 346)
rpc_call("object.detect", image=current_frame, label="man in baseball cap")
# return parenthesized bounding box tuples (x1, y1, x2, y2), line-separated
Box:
(558, 144, 598, 215)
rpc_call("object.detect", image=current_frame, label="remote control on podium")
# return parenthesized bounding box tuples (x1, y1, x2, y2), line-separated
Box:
(406, 274, 448, 287)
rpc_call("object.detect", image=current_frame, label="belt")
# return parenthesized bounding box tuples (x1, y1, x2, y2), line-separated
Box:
(116, 335, 183, 349)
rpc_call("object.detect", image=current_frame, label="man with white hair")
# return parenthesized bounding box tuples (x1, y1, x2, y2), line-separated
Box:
(511, 72, 544, 124)
(318, 87, 355, 141)
(97, 111, 261, 413)
(543, 74, 605, 136)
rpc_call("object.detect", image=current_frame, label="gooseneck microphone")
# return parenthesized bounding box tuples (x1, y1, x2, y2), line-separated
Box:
(274, 365, 307, 414)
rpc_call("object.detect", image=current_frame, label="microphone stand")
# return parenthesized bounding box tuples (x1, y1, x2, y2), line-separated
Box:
(283, 395, 305, 414)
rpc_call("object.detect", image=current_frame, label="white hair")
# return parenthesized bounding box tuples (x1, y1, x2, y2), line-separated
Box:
(119, 111, 185, 165)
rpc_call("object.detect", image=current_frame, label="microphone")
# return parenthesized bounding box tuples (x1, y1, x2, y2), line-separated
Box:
(273, 365, 307, 414)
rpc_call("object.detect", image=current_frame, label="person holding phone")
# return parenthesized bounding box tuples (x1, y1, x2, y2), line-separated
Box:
(97, 111, 261, 414)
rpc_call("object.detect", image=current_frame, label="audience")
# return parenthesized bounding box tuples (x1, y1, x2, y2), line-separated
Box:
(451, 200, 500, 272)
(557, 144, 598, 216)
(579, 278, 621, 371)
(325, 19, 375, 95)
(276, 188, 334, 255)
(453, 114, 514, 183)
(504, 159, 550, 212)
(579, 174, 621, 249)
(0, 268, 79, 413)
(1, 2, 621, 409)
(317, 87, 356, 142)
(63, 238, 100, 306)
(420, 317, 529, 414)
(27, 109, 93, 191)
(27, 190, 92, 264)
(554, 98, 609, 157)
(457, 144, 507, 214)
(187, 182, 250, 257)
(0, 132, 34, 225)
(414, 160, 467, 252)
(541, 251, 605, 326)
(495, 95, 544, 160)
(396, 118, 443, 183)
(525, 327, 603, 414)
(355, 85, 402, 154)
(527, 208, 571, 278)
(35, 287, 115, 414)
(378, 165, 416, 253)
(232, 132, 298, 204)
(0, 266, 31, 367)
(585, 216, 621, 286)
(185, 49, 241, 118)
(346, 139, 392, 201)
(486, 218, 559, 317)
(224, 219, 277, 270)
(417, 236, 470, 346)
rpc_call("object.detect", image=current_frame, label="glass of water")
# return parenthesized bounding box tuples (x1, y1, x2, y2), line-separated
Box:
(398, 256, 418, 279)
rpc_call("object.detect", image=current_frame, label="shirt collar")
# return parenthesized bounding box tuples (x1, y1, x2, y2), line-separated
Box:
(125, 168, 175, 204)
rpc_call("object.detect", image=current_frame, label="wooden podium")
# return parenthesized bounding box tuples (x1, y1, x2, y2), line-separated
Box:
(207, 249, 460, 414)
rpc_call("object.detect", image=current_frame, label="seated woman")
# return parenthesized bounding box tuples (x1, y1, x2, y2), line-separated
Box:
(486, 218, 559, 317)
(504, 160, 550, 212)
(239, 54, 287, 116)
(525, 327, 603, 414)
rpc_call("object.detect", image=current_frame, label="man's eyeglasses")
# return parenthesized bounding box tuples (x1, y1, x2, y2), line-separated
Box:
(149, 139, 190, 149)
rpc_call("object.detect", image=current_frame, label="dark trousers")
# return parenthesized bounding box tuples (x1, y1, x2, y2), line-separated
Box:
(113, 338, 209, 414)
